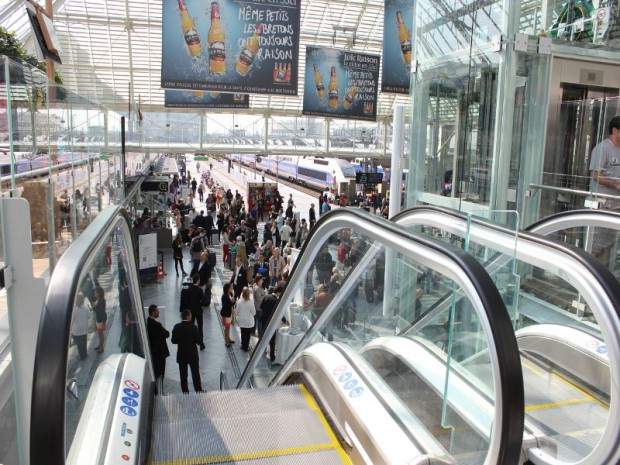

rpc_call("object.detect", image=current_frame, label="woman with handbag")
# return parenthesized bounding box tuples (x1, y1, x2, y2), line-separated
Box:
(220, 282, 235, 347)
(236, 287, 256, 352)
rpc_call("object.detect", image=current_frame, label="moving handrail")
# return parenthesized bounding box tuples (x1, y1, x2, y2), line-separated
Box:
(392, 206, 620, 465)
(30, 207, 149, 465)
(239, 208, 524, 465)
(526, 208, 620, 237)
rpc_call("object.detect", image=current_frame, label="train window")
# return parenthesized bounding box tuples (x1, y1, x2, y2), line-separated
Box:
(298, 166, 327, 181)
(341, 166, 356, 178)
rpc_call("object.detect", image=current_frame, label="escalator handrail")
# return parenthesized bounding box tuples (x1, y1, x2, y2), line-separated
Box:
(526, 208, 620, 236)
(392, 205, 620, 465)
(239, 208, 524, 465)
(30, 206, 142, 465)
(392, 205, 620, 324)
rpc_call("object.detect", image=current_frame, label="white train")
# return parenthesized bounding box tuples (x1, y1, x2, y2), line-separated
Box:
(233, 154, 357, 191)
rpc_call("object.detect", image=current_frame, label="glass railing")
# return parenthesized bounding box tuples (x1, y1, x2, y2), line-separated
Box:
(527, 209, 620, 284)
(30, 206, 151, 465)
(393, 205, 620, 465)
(0, 56, 147, 283)
(239, 208, 524, 464)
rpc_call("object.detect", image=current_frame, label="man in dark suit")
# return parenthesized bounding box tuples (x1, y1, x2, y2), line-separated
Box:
(230, 257, 248, 299)
(260, 285, 283, 362)
(253, 252, 269, 280)
(171, 310, 203, 393)
(146, 304, 170, 395)
(179, 274, 206, 350)
(196, 251, 213, 286)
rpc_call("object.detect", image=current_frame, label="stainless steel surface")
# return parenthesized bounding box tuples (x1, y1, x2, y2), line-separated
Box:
(517, 325, 610, 399)
(149, 385, 347, 465)
(280, 343, 429, 464)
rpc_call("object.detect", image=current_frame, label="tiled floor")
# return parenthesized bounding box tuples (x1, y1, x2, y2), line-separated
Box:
(141, 242, 259, 395)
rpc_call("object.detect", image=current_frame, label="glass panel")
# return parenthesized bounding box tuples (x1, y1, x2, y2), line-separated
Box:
(539, 96, 620, 218)
(65, 218, 147, 457)
(398, 209, 611, 462)
(249, 222, 501, 463)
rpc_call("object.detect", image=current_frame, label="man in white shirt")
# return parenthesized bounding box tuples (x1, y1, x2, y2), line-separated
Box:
(279, 219, 293, 246)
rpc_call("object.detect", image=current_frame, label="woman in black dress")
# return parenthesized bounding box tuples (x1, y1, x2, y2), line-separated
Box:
(172, 233, 187, 276)
(220, 283, 235, 347)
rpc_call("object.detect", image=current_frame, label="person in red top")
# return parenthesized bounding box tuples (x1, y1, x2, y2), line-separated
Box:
(339, 194, 347, 207)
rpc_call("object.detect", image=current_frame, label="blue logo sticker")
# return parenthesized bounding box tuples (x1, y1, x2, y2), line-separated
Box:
(122, 397, 139, 408)
(123, 388, 139, 398)
(344, 379, 358, 390)
(349, 387, 364, 398)
(597, 345, 608, 354)
(338, 372, 352, 383)
(120, 406, 137, 417)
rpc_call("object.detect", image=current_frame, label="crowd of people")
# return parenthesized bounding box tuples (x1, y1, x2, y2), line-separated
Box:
(144, 160, 399, 393)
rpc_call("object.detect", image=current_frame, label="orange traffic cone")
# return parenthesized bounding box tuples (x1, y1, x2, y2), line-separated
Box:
(157, 260, 165, 279)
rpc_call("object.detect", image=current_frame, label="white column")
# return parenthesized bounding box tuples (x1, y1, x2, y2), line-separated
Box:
(382, 105, 406, 318)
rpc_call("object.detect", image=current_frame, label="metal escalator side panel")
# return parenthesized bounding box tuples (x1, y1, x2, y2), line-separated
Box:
(281, 342, 428, 464)
(240, 208, 524, 465)
(393, 206, 620, 465)
(30, 206, 154, 465)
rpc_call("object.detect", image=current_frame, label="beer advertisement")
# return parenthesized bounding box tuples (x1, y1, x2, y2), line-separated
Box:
(381, 0, 413, 94)
(302, 46, 380, 122)
(164, 90, 250, 108)
(161, 0, 300, 95)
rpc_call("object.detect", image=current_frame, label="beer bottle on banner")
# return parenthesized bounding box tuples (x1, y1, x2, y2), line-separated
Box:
(328, 66, 339, 108)
(236, 24, 263, 76)
(193, 90, 205, 98)
(343, 80, 358, 110)
(396, 11, 411, 68)
(276, 63, 286, 82)
(313, 64, 325, 99)
(209, 91, 219, 98)
(208, 2, 226, 74)
(285, 63, 291, 82)
(178, 0, 201, 58)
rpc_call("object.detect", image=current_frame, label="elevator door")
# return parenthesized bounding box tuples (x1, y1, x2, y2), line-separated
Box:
(541, 62, 619, 220)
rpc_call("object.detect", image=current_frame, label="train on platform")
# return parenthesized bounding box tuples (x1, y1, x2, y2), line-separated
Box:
(232, 154, 357, 191)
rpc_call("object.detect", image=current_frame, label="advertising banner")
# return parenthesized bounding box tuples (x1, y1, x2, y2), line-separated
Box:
(381, 0, 413, 94)
(161, 0, 300, 95)
(302, 46, 379, 122)
(164, 90, 250, 108)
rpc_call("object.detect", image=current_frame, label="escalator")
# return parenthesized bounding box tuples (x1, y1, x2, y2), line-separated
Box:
(390, 206, 620, 465)
(30, 207, 524, 465)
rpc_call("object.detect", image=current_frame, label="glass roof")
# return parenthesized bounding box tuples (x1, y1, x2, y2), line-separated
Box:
(1, 0, 410, 118)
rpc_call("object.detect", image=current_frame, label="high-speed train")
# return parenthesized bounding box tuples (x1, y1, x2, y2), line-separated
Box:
(233, 154, 357, 191)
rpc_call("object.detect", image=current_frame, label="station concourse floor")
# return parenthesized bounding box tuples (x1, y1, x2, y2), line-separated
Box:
(138, 159, 318, 394)
(140, 242, 258, 394)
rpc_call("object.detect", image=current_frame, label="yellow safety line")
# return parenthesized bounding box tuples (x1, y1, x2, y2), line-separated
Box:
(150, 443, 338, 465)
(526, 397, 595, 412)
(521, 360, 609, 411)
(299, 385, 353, 465)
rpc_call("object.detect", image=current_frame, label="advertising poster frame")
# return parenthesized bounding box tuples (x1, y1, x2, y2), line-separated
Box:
(161, 0, 301, 96)
(164, 90, 250, 108)
(302, 46, 380, 122)
(381, 0, 413, 94)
